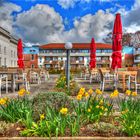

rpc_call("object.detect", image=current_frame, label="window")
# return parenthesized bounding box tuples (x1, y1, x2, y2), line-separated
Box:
(96, 57, 101, 61)
(0, 57, 1, 66)
(11, 50, 13, 57)
(31, 64, 34, 68)
(46, 57, 51, 61)
(4, 47, 6, 55)
(4, 58, 6, 66)
(11, 60, 13, 66)
(0, 45, 1, 54)
(96, 50, 101, 53)
(53, 57, 58, 61)
(14, 61, 16, 66)
(46, 64, 50, 68)
(31, 54, 34, 60)
(78, 57, 83, 61)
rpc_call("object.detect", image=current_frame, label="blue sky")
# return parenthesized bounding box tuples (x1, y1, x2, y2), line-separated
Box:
(8, 0, 135, 30)
(0, 0, 139, 44)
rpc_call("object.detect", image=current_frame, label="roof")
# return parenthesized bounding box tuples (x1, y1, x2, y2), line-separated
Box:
(40, 43, 112, 50)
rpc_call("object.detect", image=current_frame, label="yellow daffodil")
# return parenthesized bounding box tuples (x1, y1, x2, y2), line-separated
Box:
(88, 89, 93, 95)
(40, 114, 45, 120)
(104, 108, 108, 111)
(78, 87, 85, 95)
(60, 107, 68, 115)
(110, 90, 119, 98)
(26, 91, 30, 94)
(87, 108, 91, 112)
(100, 106, 104, 110)
(76, 94, 82, 100)
(0, 98, 6, 105)
(131, 91, 137, 96)
(84, 92, 89, 98)
(99, 99, 104, 105)
(125, 90, 131, 96)
(121, 109, 129, 114)
(18, 88, 26, 96)
(95, 89, 102, 95)
(96, 105, 100, 108)
(99, 112, 103, 116)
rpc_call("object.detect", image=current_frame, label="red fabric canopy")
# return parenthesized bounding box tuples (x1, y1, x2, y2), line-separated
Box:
(17, 39, 24, 69)
(89, 38, 96, 69)
(111, 13, 122, 70)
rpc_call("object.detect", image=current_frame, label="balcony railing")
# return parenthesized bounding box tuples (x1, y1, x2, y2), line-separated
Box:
(134, 59, 140, 63)
(134, 50, 140, 55)
(39, 52, 112, 57)
(70, 60, 84, 64)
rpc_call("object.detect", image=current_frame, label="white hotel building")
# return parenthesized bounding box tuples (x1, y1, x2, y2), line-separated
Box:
(0, 27, 18, 67)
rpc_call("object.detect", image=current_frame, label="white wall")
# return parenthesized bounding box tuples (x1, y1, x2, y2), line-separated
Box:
(0, 34, 17, 67)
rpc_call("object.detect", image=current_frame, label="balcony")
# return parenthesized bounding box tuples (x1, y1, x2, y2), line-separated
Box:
(96, 60, 110, 64)
(39, 52, 112, 57)
(134, 50, 140, 55)
(44, 60, 59, 65)
(70, 60, 84, 65)
(134, 59, 140, 63)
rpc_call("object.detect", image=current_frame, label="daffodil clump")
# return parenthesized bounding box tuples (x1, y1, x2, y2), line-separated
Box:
(125, 90, 137, 96)
(40, 114, 45, 120)
(60, 107, 68, 115)
(18, 88, 30, 96)
(95, 89, 102, 95)
(76, 88, 94, 100)
(56, 75, 76, 92)
(0, 97, 9, 105)
(110, 90, 119, 98)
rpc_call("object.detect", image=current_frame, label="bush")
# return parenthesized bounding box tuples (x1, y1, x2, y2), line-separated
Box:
(55, 74, 80, 96)
(0, 96, 32, 123)
(119, 94, 140, 136)
(32, 92, 73, 121)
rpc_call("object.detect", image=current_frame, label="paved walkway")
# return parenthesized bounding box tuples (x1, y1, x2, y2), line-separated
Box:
(1, 74, 140, 99)
(1, 75, 59, 98)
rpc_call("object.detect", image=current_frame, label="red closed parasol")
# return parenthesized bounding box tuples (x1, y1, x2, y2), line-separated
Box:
(89, 38, 96, 69)
(17, 39, 24, 69)
(111, 13, 122, 70)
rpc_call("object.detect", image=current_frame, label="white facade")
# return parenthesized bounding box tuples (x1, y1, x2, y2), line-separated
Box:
(0, 27, 18, 67)
(134, 47, 140, 65)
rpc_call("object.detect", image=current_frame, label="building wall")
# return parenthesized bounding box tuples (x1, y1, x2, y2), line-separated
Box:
(122, 46, 134, 67)
(133, 47, 140, 65)
(23, 46, 39, 68)
(23, 54, 38, 68)
(0, 28, 18, 67)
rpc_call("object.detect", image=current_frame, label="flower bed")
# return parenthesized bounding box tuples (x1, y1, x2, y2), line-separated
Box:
(0, 88, 140, 137)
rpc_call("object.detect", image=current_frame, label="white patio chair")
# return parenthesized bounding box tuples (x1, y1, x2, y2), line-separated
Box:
(30, 71, 41, 84)
(14, 73, 30, 92)
(128, 69, 140, 93)
(0, 75, 8, 96)
(98, 69, 117, 92)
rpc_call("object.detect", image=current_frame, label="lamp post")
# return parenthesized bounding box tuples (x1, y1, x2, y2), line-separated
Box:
(65, 42, 73, 90)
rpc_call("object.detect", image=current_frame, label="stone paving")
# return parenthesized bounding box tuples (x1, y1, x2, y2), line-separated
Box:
(1, 74, 140, 99)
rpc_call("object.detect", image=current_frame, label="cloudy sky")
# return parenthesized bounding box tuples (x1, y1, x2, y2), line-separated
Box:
(0, 0, 139, 45)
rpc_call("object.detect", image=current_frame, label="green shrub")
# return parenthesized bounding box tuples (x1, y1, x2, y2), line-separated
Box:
(119, 96, 140, 136)
(32, 92, 72, 121)
(55, 74, 80, 96)
(0, 97, 33, 123)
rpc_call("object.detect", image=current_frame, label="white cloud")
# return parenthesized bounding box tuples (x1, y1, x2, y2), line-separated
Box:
(15, 4, 114, 44)
(121, 0, 140, 33)
(62, 10, 114, 42)
(57, 0, 91, 9)
(1, 0, 140, 44)
(16, 4, 64, 43)
(0, 2, 21, 32)
(57, 0, 77, 9)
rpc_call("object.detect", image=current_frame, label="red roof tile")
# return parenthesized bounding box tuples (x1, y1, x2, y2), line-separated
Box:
(40, 43, 112, 49)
